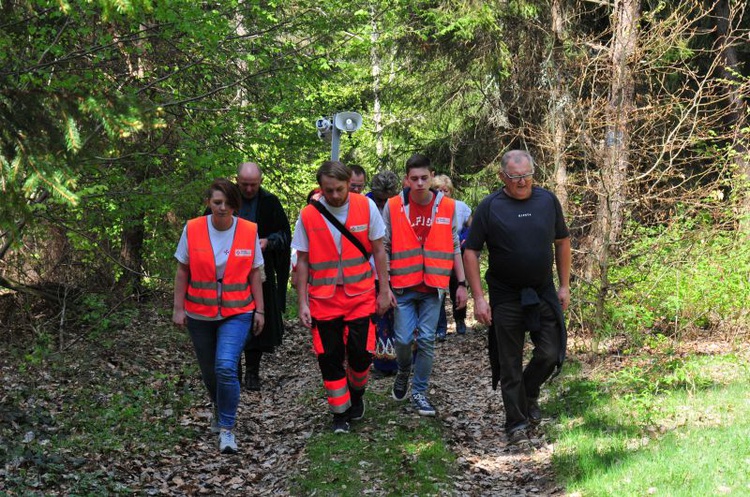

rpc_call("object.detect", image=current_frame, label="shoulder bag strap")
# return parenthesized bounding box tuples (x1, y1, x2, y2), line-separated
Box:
(311, 200, 370, 260)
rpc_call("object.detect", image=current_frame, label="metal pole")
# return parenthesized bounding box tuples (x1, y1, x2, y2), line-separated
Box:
(331, 122, 342, 161)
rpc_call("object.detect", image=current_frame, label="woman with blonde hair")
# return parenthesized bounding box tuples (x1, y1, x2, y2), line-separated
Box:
(432, 174, 472, 339)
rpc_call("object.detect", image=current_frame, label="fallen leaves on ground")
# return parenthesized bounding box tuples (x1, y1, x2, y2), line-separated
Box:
(1, 306, 562, 496)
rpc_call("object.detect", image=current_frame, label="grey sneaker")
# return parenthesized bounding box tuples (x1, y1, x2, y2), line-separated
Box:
(411, 392, 436, 417)
(392, 371, 410, 401)
(507, 428, 530, 446)
(219, 429, 238, 454)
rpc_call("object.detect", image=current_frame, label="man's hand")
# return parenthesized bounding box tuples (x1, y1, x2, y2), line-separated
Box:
(376, 287, 395, 316)
(455, 286, 469, 310)
(473, 295, 492, 325)
(299, 303, 312, 328)
(557, 285, 570, 311)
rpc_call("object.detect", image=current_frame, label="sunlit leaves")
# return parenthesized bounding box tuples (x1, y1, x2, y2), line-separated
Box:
(64, 116, 82, 152)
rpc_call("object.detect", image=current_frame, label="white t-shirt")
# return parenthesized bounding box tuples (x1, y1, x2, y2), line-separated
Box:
(455, 200, 472, 229)
(174, 215, 264, 275)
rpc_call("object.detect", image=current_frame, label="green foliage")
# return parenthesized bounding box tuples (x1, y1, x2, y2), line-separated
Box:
(578, 219, 750, 343)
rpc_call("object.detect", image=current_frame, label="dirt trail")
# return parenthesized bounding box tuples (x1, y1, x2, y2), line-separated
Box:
(153, 319, 562, 496)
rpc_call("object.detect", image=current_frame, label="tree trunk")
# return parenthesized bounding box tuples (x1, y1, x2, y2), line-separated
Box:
(118, 214, 146, 298)
(587, 0, 640, 338)
(370, 4, 384, 165)
(714, 0, 750, 234)
(549, 0, 569, 214)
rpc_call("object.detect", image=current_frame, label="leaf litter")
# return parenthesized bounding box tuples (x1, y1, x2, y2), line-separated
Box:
(1, 306, 562, 496)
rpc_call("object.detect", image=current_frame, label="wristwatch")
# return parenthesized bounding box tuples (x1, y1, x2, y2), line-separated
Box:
(457, 280, 467, 287)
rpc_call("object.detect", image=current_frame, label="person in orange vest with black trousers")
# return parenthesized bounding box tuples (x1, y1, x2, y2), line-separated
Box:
(382, 154, 469, 416)
(292, 161, 394, 434)
(172, 178, 265, 455)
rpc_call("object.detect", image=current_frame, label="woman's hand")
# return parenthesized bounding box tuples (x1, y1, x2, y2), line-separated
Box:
(172, 308, 187, 327)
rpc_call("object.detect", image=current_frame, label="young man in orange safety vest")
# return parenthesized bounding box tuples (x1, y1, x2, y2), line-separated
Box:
(292, 161, 394, 434)
(381, 154, 468, 416)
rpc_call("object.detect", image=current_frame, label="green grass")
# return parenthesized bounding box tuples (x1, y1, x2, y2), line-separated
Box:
(291, 391, 456, 496)
(547, 351, 750, 496)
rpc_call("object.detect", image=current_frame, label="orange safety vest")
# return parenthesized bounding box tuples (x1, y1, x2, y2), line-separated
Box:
(388, 193, 456, 289)
(185, 216, 257, 318)
(300, 194, 374, 299)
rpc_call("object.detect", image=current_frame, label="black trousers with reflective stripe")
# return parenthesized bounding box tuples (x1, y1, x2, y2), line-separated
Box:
(315, 316, 372, 382)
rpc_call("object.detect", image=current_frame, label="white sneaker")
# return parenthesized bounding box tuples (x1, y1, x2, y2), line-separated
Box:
(219, 429, 238, 454)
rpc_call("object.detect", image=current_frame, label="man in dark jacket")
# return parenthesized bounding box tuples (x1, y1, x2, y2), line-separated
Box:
(463, 150, 571, 445)
(236, 162, 291, 390)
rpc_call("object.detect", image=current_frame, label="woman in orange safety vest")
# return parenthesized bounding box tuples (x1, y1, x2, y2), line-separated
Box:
(172, 178, 265, 455)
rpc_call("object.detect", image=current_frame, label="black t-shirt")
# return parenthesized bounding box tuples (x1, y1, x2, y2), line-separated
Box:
(465, 186, 569, 302)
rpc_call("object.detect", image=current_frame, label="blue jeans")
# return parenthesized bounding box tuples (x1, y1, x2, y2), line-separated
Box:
(188, 313, 253, 429)
(393, 289, 442, 394)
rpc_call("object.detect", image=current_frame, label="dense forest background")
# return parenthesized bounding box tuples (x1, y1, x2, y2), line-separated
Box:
(1, 0, 749, 350)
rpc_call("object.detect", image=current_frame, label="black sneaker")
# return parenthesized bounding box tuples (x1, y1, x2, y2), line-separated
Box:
(332, 416, 350, 434)
(527, 398, 542, 426)
(392, 371, 410, 401)
(455, 319, 467, 335)
(507, 428, 530, 446)
(350, 398, 366, 421)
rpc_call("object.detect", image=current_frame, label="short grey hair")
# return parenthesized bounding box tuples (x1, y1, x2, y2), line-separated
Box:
(500, 150, 535, 173)
(370, 170, 400, 197)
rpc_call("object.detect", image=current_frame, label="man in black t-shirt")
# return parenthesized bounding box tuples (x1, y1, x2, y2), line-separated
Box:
(463, 150, 571, 445)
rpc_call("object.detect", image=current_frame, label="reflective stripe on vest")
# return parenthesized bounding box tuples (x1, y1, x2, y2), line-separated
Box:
(184, 216, 257, 318)
(301, 194, 375, 299)
(388, 194, 456, 289)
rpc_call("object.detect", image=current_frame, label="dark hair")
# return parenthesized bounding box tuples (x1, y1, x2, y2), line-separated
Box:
(316, 160, 351, 184)
(405, 154, 432, 174)
(205, 178, 242, 211)
(349, 164, 367, 182)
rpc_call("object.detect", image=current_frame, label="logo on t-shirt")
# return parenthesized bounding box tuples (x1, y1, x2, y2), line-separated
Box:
(435, 217, 451, 225)
(234, 249, 253, 257)
(411, 215, 432, 228)
(518, 213, 532, 218)
(350, 224, 367, 233)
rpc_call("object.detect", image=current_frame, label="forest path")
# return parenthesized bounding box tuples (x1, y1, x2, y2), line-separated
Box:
(166, 318, 561, 496)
